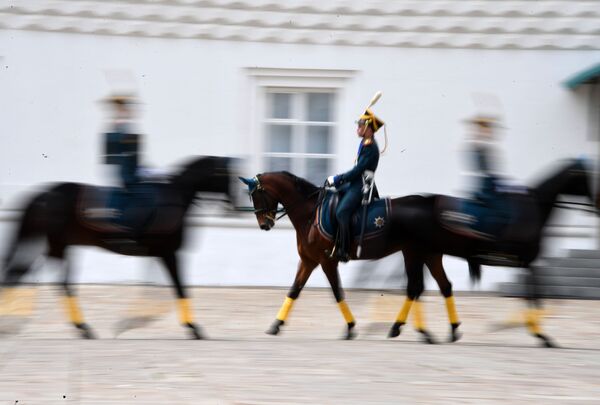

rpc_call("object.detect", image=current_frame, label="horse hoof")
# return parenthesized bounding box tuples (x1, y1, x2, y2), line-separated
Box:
(186, 323, 204, 340)
(344, 324, 357, 340)
(266, 320, 283, 336)
(537, 333, 558, 348)
(449, 330, 462, 343)
(449, 323, 462, 343)
(76, 323, 95, 339)
(388, 322, 403, 338)
(419, 329, 436, 344)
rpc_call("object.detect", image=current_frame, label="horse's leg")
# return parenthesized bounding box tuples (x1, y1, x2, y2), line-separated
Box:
(0, 246, 39, 329)
(389, 251, 435, 343)
(425, 254, 461, 342)
(161, 252, 202, 339)
(58, 252, 95, 339)
(321, 260, 356, 340)
(266, 257, 317, 336)
(525, 266, 556, 348)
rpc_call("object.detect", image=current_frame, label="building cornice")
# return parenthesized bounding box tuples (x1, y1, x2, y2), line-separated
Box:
(1, 0, 599, 49)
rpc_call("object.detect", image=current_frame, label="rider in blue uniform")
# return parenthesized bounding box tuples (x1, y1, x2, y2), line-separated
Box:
(466, 115, 510, 237)
(104, 95, 140, 189)
(103, 94, 146, 237)
(326, 107, 384, 262)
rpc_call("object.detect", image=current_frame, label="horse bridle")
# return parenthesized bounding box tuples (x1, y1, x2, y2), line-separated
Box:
(248, 176, 283, 223)
(248, 175, 321, 223)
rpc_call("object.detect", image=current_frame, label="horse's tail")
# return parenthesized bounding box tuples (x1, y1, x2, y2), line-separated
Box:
(468, 259, 482, 284)
(2, 191, 49, 280)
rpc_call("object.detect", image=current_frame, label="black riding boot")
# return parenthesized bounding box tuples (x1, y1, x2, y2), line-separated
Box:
(335, 223, 351, 262)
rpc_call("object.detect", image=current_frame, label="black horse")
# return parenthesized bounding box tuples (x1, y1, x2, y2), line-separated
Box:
(242, 159, 595, 346)
(1, 156, 234, 339)
(388, 158, 597, 347)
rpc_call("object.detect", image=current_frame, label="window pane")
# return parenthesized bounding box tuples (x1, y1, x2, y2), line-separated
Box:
(306, 126, 331, 154)
(266, 157, 292, 172)
(267, 124, 292, 153)
(269, 93, 292, 119)
(305, 158, 330, 185)
(306, 93, 332, 122)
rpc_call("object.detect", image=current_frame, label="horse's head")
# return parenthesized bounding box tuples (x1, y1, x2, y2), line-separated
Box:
(534, 157, 598, 219)
(239, 175, 279, 230)
(176, 156, 238, 207)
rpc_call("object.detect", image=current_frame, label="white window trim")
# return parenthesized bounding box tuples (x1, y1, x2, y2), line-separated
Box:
(245, 68, 356, 177)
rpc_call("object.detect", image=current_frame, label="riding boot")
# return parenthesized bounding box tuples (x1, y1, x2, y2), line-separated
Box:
(335, 223, 351, 262)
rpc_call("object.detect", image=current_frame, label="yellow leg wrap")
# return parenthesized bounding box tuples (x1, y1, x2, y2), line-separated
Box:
(338, 300, 355, 324)
(0, 288, 36, 316)
(413, 300, 426, 331)
(394, 298, 413, 324)
(445, 296, 460, 325)
(525, 308, 542, 335)
(276, 297, 295, 321)
(178, 298, 194, 324)
(64, 296, 84, 324)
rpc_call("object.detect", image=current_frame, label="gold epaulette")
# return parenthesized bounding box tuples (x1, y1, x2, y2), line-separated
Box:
(363, 138, 373, 146)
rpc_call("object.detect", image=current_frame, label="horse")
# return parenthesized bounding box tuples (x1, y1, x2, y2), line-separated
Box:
(1, 156, 235, 339)
(239, 172, 462, 341)
(386, 158, 597, 347)
(241, 159, 596, 345)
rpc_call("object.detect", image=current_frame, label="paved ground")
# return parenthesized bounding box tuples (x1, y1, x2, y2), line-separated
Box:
(0, 285, 599, 404)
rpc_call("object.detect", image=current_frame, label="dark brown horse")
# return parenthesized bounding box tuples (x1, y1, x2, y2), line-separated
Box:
(1, 156, 234, 339)
(242, 159, 596, 346)
(240, 172, 461, 341)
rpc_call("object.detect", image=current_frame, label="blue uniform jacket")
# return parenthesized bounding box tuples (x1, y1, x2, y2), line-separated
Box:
(334, 139, 379, 190)
(472, 143, 499, 202)
(334, 139, 379, 222)
(104, 131, 140, 187)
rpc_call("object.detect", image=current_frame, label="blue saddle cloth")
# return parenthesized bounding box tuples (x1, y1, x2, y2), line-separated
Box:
(438, 192, 539, 242)
(78, 184, 185, 234)
(461, 199, 509, 237)
(316, 190, 391, 241)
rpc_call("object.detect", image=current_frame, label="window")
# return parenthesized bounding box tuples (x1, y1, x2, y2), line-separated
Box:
(246, 68, 356, 186)
(263, 89, 336, 185)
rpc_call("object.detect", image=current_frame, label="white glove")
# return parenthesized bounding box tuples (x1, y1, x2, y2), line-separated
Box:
(326, 175, 336, 188)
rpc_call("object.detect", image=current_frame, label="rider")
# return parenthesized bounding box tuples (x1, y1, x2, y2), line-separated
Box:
(102, 93, 146, 237)
(326, 107, 384, 262)
(104, 94, 141, 189)
(466, 115, 511, 237)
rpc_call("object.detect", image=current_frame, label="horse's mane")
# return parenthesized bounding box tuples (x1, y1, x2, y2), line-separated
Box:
(532, 158, 585, 200)
(179, 155, 226, 172)
(277, 171, 321, 198)
(172, 156, 229, 185)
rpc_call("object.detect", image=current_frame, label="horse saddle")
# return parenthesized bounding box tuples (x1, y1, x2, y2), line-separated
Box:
(316, 190, 391, 242)
(436, 192, 540, 243)
(77, 184, 186, 234)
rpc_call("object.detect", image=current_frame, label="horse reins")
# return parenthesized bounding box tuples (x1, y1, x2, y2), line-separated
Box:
(554, 200, 597, 214)
(249, 176, 321, 223)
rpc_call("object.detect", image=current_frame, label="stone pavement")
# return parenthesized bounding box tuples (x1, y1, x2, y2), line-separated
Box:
(0, 285, 599, 404)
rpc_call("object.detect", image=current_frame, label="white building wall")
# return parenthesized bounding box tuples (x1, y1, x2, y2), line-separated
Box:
(1, 8, 599, 291)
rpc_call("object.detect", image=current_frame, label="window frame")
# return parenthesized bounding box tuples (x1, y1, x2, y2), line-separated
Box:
(245, 68, 356, 181)
(262, 88, 336, 184)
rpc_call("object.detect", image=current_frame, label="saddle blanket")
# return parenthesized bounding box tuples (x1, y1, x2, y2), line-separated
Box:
(316, 191, 392, 241)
